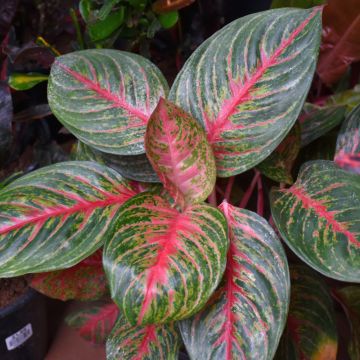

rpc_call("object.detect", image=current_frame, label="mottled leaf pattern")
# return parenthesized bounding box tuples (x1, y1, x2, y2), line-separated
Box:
(30, 250, 107, 301)
(48, 49, 168, 155)
(145, 98, 216, 208)
(169, 8, 322, 176)
(180, 203, 289, 360)
(0, 161, 136, 277)
(275, 265, 338, 360)
(106, 313, 181, 360)
(335, 104, 360, 174)
(104, 192, 228, 325)
(271, 160, 360, 282)
(65, 300, 119, 344)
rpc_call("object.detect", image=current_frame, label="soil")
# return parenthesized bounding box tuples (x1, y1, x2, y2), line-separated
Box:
(0, 277, 28, 308)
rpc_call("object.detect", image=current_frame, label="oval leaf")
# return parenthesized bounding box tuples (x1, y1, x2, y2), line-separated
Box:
(335, 103, 360, 174)
(48, 49, 168, 155)
(275, 265, 338, 360)
(104, 191, 228, 325)
(180, 203, 290, 360)
(169, 8, 322, 176)
(270, 160, 360, 282)
(107, 314, 181, 360)
(9, 72, 48, 91)
(145, 98, 216, 208)
(0, 161, 136, 277)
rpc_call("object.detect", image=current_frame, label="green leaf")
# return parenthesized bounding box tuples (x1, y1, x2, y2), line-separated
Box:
(328, 84, 360, 113)
(257, 123, 301, 184)
(271, 0, 325, 8)
(106, 313, 181, 360)
(334, 286, 360, 360)
(169, 8, 322, 177)
(145, 98, 216, 209)
(158, 11, 179, 29)
(180, 203, 290, 359)
(79, 0, 92, 22)
(0, 161, 137, 277)
(275, 265, 338, 360)
(103, 191, 228, 325)
(270, 160, 360, 282)
(47, 49, 168, 155)
(8, 72, 49, 91)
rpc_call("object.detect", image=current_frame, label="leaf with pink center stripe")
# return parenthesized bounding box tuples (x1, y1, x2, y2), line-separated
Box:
(169, 7, 322, 176)
(145, 98, 216, 209)
(103, 191, 228, 325)
(179, 203, 289, 360)
(106, 313, 181, 360)
(48, 49, 168, 155)
(271, 160, 360, 282)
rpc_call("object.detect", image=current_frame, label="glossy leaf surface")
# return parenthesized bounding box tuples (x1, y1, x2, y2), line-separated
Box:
(104, 192, 228, 325)
(335, 104, 360, 174)
(48, 49, 168, 155)
(275, 265, 338, 360)
(107, 313, 181, 360)
(8, 72, 48, 91)
(180, 203, 289, 360)
(145, 98, 216, 208)
(169, 8, 322, 176)
(0, 161, 136, 277)
(271, 160, 360, 282)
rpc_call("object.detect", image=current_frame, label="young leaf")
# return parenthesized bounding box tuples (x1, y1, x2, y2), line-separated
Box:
(103, 192, 228, 326)
(169, 8, 322, 176)
(335, 104, 360, 174)
(8, 72, 48, 91)
(66, 300, 119, 344)
(0, 161, 137, 277)
(145, 98, 216, 209)
(275, 265, 338, 360)
(106, 313, 181, 360)
(271, 160, 360, 282)
(48, 49, 168, 155)
(179, 203, 290, 360)
(30, 250, 107, 301)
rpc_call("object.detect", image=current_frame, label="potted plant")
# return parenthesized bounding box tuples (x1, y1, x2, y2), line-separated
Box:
(0, 4, 359, 359)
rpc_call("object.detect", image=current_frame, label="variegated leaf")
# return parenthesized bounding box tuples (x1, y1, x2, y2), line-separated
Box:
(300, 103, 346, 147)
(257, 123, 301, 184)
(169, 8, 322, 176)
(30, 250, 107, 301)
(66, 300, 119, 344)
(48, 49, 168, 155)
(76, 141, 159, 183)
(0, 161, 137, 277)
(335, 103, 360, 174)
(180, 203, 289, 360)
(275, 265, 338, 360)
(145, 98, 216, 209)
(106, 313, 181, 360)
(103, 192, 228, 325)
(271, 160, 360, 282)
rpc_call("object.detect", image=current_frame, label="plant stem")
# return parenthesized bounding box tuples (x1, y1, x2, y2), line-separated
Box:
(70, 8, 85, 50)
(224, 176, 235, 202)
(216, 185, 225, 198)
(208, 188, 217, 207)
(239, 170, 260, 208)
(257, 174, 264, 217)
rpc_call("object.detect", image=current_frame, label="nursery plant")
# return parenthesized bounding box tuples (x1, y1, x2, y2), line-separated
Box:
(0, 5, 359, 359)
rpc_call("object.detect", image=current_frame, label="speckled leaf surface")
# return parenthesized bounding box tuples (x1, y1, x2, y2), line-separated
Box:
(275, 265, 338, 360)
(145, 98, 216, 209)
(169, 8, 322, 177)
(66, 300, 119, 344)
(271, 160, 360, 282)
(30, 250, 107, 301)
(300, 103, 346, 147)
(76, 141, 159, 183)
(0, 161, 137, 277)
(48, 49, 168, 155)
(179, 203, 289, 360)
(257, 123, 301, 184)
(103, 192, 228, 326)
(106, 313, 181, 360)
(335, 104, 360, 174)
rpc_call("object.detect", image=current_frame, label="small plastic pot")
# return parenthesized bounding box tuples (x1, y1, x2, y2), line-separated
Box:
(0, 288, 47, 360)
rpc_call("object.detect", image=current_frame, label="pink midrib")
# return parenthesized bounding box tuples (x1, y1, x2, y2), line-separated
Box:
(208, 7, 320, 143)
(133, 325, 157, 360)
(57, 62, 149, 124)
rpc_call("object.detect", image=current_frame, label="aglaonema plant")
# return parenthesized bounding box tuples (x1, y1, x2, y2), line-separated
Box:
(2, 6, 359, 359)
